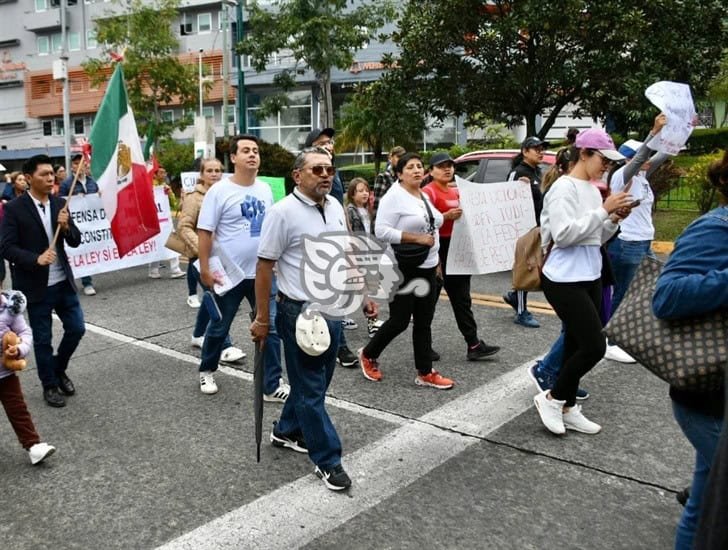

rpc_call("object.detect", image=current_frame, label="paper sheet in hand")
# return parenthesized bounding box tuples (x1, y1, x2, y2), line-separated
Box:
(644, 81, 696, 155)
(193, 246, 245, 296)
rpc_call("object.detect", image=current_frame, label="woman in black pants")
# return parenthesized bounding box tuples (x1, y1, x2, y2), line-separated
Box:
(535, 129, 633, 435)
(358, 153, 455, 390)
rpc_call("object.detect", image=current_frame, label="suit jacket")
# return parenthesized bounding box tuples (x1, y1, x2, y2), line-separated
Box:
(0, 193, 82, 303)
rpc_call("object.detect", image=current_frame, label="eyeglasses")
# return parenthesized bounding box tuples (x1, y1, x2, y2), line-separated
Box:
(309, 165, 336, 177)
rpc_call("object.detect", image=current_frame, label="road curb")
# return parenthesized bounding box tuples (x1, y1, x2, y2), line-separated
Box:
(652, 241, 675, 254)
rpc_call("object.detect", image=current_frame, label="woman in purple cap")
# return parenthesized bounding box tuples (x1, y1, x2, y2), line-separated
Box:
(534, 128, 634, 435)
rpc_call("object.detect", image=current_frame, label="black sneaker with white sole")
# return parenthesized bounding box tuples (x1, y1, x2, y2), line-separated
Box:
(315, 464, 352, 491)
(270, 422, 308, 454)
(337, 345, 359, 368)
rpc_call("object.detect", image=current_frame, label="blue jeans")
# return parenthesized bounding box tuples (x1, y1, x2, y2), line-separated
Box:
(672, 401, 723, 550)
(537, 330, 565, 380)
(607, 238, 654, 316)
(26, 280, 86, 390)
(191, 263, 232, 351)
(199, 278, 282, 395)
(276, 296, 343, 470)
(81, 275, 92, 288)
(186, 259, 198, 296)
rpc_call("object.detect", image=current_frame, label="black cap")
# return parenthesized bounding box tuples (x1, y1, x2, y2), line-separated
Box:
(429, 152, 454, 167)
(304, 127, 335, 148)
(71, 152, 84, 161)
(521, 136, 549, 150)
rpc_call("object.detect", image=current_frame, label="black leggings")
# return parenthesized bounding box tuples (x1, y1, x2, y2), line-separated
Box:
(363, 266, 438, 375)
(439, 237, 478, 346)
(541, 275, 605, 406)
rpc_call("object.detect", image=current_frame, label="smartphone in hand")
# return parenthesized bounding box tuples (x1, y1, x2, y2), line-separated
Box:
(202, 291, 222, 323)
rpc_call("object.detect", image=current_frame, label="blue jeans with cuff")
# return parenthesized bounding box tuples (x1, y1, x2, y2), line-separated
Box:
(275, 296, 343, 470)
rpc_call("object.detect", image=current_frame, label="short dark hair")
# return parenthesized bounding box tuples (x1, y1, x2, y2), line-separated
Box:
(394, 153, 423, 176)
(71, 153, 83, 162)
(230, 134, 260, 156)
(23, 154, 53, 177)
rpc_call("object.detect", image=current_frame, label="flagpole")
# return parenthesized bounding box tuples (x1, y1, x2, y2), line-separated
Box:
(50, 157, 86, 248)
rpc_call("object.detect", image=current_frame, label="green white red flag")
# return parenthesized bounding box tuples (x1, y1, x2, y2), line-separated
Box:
(89, 65, 160, 257)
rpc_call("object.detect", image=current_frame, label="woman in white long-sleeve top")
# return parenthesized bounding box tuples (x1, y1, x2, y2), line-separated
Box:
(357, 153, 455, 390)
(534, 129, 634, 435)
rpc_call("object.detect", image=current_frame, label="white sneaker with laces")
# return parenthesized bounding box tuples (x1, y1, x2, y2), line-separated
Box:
(148, 269, 161, 279)
(170, 269, 186, 279)
(83, 285, 96, 296)
(264, 381, 290, 403)
(187, 295, 201, 308)
(342, 318, 358, 330)
(28, 442, 56, 465)
(199, 371, 218, 395)
(563, 405, 602, 434)
(190, 335, 204, 348)
(604, 343, 636, 363)
(533, 390, 566, 435)
(220, 347, 246, 363)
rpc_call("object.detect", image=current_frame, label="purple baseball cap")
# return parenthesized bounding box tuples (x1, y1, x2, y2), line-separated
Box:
(575, 128, 625, 161)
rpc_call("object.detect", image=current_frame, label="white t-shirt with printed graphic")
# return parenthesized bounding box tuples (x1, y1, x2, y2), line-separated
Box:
(197, 178, 273, 279)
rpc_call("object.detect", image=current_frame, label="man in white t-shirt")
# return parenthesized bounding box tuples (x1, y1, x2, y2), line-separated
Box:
(251, 148, 377, 492)
(196, 135, 286, 399)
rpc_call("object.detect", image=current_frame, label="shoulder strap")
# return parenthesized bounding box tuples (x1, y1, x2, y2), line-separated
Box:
(419, 193, 435, 232)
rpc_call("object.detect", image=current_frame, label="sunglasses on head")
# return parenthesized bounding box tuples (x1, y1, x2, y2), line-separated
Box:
(309, 165, 336, 177)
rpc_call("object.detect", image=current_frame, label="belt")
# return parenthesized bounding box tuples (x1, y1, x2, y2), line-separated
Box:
(276, 291, 306, 305)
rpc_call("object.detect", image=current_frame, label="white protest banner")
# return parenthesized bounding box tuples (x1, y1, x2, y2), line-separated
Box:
(447, 176, 536, 275)
(645, 81, 697, 155)
(180, 171, 198, 194)
(67, 186, 177, 278)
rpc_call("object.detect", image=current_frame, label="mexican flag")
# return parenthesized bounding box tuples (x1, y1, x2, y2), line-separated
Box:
(89, 65, 160, 258)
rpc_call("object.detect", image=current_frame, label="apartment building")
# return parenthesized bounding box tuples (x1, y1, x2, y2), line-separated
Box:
(0, 0, 417, 168)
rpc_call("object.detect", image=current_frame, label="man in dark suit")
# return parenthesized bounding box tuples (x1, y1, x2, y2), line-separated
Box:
(0, 154, 86, 407)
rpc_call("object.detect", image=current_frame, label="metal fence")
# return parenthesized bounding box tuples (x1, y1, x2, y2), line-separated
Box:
(656, 178, 697, 210)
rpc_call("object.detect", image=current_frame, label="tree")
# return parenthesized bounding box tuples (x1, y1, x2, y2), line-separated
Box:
(83, 0, 202, 145)
(238, 0, 395, 127)
(336, 76, 426, 174)
(394, 0, 727, 138)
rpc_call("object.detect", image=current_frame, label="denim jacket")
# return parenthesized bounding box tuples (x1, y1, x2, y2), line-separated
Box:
(652, 206, 728, 320)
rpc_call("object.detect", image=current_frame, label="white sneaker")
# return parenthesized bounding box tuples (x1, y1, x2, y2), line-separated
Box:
(220, 346, 246, 363)
(199, 371, 218, 395)
(170, 269, 186, 279)
(148, 269, 161, 279)
(604, 343, 636, 363)
(264, 381, 290, 403)
(187, 295, 201, 308)
(83, 285, 96, 296)
(533, 390, 566, 435)
(342, 318, 358, 330)
(563, 405, 602, 434)
(190, 335, 204, 348)
(28, 442, 56, 465)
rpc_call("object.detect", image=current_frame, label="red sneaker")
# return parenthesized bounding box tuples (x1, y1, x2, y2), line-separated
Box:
(358, 348, 382, 381)
(415, 370, 454, 390)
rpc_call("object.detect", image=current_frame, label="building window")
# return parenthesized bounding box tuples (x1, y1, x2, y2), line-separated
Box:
(247, 90, 312, 151)
(225, 105, 235, 124)
(51, 33, 63, 53)
(68, 32, 81, 51)
(73, 118, 85, 135)
(54, 119, 65, 136)
(35, 0, 48, 11)
(161, 110, 174, 122)
(202, 106, 214, 120)
(37, 36, 50, 56)
(43, 120, 53, 136)
(198, 13, 212, 34)
(86, 30, 97, 49)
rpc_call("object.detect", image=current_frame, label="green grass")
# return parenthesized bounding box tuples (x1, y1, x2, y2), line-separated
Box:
(653, 209, 700, 241)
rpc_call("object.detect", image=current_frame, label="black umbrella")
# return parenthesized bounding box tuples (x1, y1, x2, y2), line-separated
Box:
(253, 337, 265, 463)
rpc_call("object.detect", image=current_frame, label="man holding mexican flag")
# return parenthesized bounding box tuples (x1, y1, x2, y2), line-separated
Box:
(89, 64, 160, 257)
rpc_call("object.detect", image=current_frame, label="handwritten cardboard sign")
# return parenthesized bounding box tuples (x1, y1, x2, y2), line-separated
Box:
(446, 176, 536, 275)
(645, 81, 696, 155)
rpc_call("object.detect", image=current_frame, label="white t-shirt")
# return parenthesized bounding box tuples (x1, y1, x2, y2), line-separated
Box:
(197, 178, 274, 279)
(258, 188, 347, 301)
(32, 198, 66, 286)
(609, 168, 655, 241)
(374, 182, 444, 269)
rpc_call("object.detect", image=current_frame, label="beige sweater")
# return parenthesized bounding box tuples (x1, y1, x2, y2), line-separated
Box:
(177, 182, 210, 258)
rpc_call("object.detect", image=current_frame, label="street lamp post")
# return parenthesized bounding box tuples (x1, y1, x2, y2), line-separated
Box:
(198, 48, 204, 117)
(234, 1, 246, 134)
(60, 0, 71, 171)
